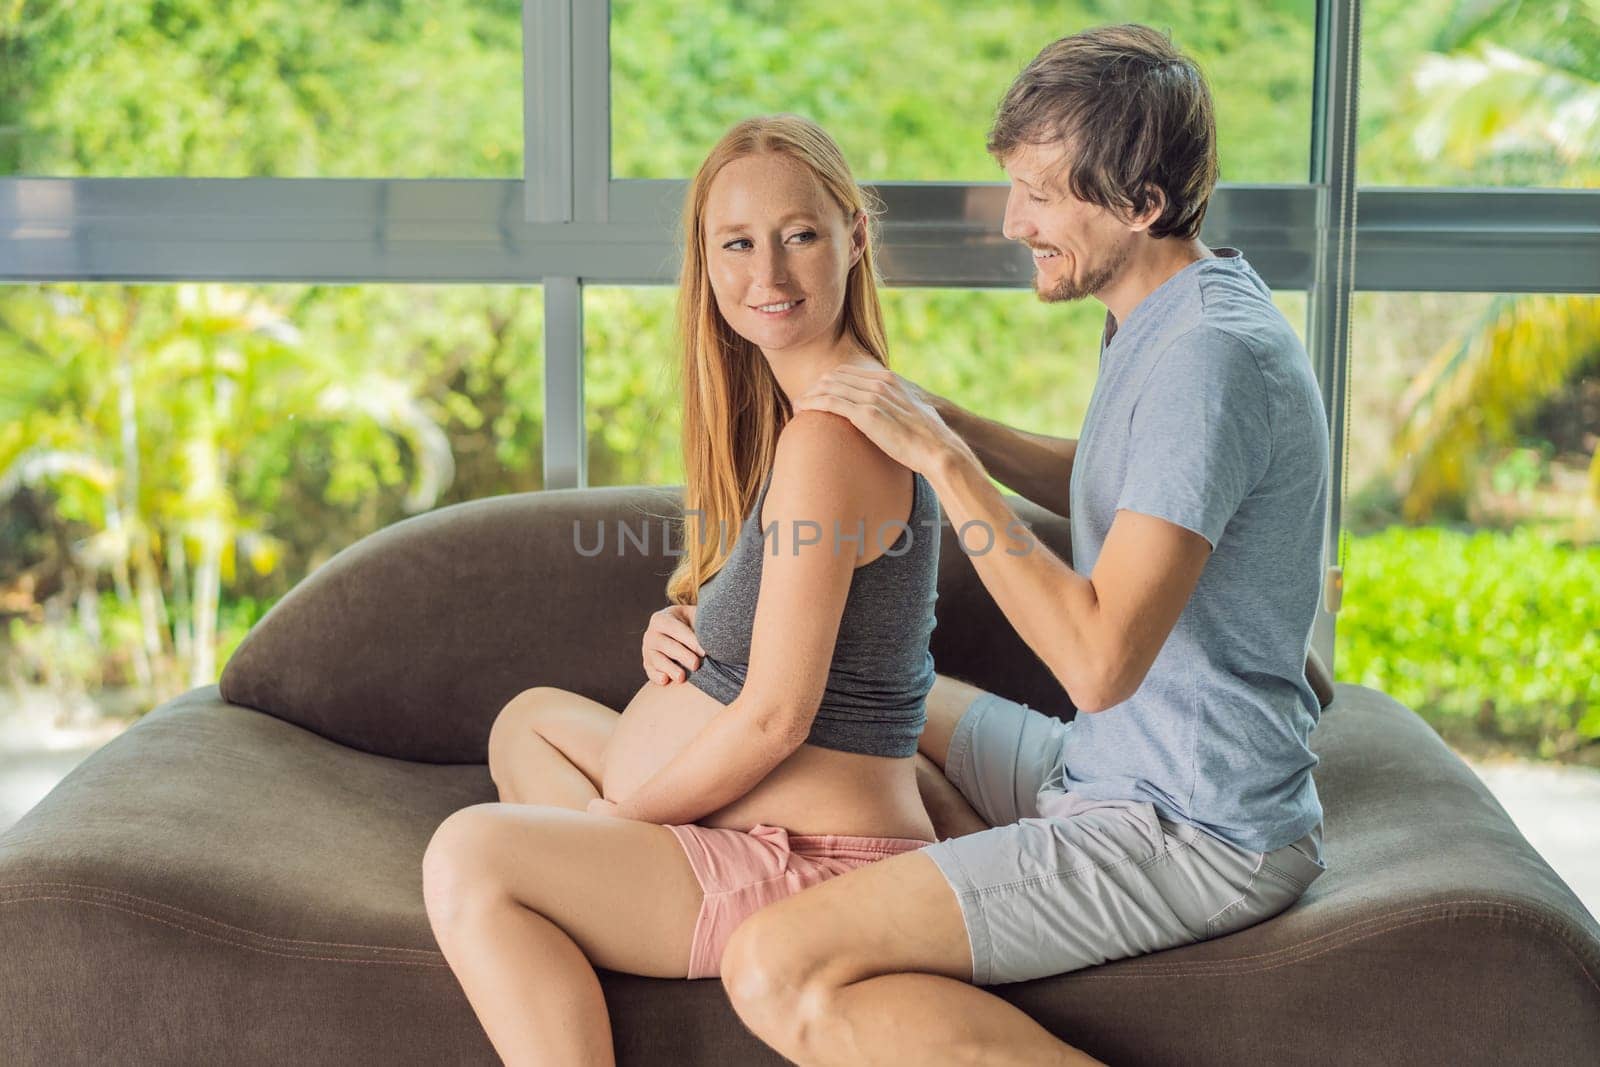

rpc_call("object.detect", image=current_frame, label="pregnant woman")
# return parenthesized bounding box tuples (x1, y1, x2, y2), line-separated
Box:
(421, 115, 944, 1067)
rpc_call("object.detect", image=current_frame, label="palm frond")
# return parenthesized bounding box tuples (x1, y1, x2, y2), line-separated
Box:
(0, 446, 115, 506)
(1410, 44, 1600, 172)
(315, 376, 455, 513)
(1390, 295, 1600, 520)
(1437, 0, 1600, 82)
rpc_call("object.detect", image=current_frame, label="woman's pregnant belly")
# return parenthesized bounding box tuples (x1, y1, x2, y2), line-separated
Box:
(602, 679, 935, 841)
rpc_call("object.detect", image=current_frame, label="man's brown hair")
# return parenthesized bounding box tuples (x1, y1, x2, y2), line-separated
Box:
(988, 24, 1219, 241)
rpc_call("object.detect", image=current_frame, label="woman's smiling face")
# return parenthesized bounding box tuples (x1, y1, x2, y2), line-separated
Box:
(702, 151, 864, 354)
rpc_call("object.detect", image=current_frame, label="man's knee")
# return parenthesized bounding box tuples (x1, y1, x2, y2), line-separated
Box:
(720, 912, 803, 1013)
(916, 751, 990, 838)
(920, 674, 987, 768)
(721, 911, 834, 1050)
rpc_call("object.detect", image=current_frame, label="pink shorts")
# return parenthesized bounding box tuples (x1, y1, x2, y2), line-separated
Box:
(666, 822, 928, 979)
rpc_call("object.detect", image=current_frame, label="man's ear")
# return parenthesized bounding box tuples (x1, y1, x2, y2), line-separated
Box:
(1126, 184, 1167, 234)
(849, 211, 868, 267)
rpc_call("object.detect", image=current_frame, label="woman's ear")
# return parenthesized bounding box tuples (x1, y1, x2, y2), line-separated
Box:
(849, 211, 868, 267)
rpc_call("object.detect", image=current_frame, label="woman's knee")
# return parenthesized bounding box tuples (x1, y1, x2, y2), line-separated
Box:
(486, 687, 564, 771)
(421, 805, 504, 927)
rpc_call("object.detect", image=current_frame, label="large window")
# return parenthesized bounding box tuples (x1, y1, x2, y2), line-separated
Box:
(1359, 0, 1599, 188)
(0, 3, 525, 178)
(610, 1, 1317, 182)
(3, 0, 1596, 755)
(0, 282, 543, 710)
(1336, 292, 1600, 757)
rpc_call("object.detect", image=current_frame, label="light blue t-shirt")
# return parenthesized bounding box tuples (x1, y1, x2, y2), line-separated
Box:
(1054, 247, 1330, 856)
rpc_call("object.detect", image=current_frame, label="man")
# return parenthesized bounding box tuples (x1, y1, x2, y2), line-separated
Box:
(717, 23, 1334, 1067)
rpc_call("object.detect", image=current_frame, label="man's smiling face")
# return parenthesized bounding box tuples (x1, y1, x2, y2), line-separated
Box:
(999, 140, 1137, 304)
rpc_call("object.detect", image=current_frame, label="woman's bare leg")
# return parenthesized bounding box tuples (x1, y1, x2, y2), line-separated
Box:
(422, 803, 703, 1067)
(487, 686, 619, 809)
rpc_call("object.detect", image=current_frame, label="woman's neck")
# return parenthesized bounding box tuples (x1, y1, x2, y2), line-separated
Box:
(763, 329, 879, 408)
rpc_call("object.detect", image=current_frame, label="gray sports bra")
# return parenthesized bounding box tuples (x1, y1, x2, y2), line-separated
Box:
(685, 465, 941, 757)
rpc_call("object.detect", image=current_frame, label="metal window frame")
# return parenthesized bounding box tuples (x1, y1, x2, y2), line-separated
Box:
(4, 0, 1600, 666)
(1306, 0, 1362, 671)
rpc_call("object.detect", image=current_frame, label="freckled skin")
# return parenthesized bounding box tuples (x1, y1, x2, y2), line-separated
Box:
(701, 151, 861, 361)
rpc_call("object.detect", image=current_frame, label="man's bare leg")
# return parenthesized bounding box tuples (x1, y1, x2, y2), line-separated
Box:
(721, 848, 1103, 1067)
(916, 675, 993, 840)
(920, 673, 993, 769)
(915, 754, 989, 840)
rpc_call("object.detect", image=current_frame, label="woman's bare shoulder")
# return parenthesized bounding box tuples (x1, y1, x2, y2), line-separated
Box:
(766, 411, 911, 522)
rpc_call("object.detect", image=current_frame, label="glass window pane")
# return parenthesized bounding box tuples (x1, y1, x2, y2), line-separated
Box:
(889, 288, 1307, 438)
(610, 2, 1315, 182)
(879, 289, 1102, 438)
(1, 5, 523, 177)
(1359, 1, 1600, 187)
(582, 283, 1308, 490)
(0, 282, 543, 730)
(584, 285, 684, 488)
(1338, 292, 1599, 762)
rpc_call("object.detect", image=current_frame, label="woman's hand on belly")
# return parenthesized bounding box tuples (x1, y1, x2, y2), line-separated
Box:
(600, 680, 723, 803)
(602, 679, 934, 841)
(702, 746, 935, 841)
(586, 797, 621, 818)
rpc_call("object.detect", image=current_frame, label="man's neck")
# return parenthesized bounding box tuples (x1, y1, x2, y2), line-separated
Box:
(1098, 238, 1214, 331)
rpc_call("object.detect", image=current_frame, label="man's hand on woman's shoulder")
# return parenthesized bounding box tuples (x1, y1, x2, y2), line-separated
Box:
(792, 364, 969, 478)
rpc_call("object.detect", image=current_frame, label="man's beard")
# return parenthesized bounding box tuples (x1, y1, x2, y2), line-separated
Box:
(1036, 243, 1129, 303)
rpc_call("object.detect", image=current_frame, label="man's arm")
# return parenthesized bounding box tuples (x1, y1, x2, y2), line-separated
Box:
(937, 385, 1336, 711)
(795, 363, 1327, 710)
(922, 387, 1077, 519)
(930, 451, 1209, 712)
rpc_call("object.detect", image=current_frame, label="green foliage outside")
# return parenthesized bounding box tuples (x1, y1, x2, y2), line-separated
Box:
(2, 1, 1598, 760)
(1, 0, 524, 177)
(1360, 0, 1600, 188)
(610, 0, 1314, 182)
(1335, 526, 1600, 760)
(1, 283, 546, 699)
